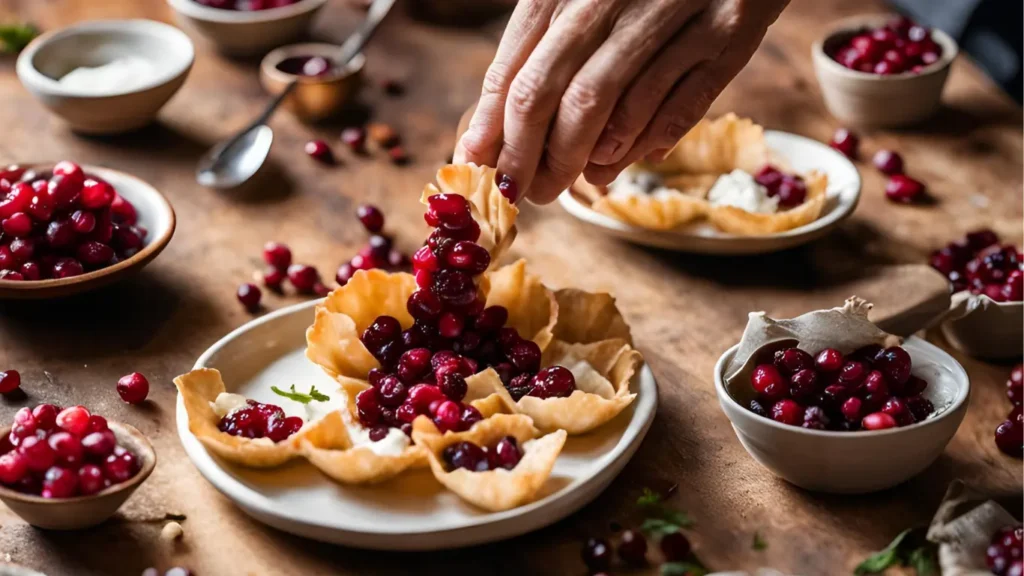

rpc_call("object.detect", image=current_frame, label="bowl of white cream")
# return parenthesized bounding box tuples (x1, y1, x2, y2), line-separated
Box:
(16, 19, 194, 134)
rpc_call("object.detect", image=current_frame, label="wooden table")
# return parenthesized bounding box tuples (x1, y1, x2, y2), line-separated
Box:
(0, 0, 1020, 574)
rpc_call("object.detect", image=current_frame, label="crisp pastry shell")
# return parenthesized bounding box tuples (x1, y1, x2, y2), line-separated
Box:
(420, 163, 519, 267)
(706, 170, 829, 235)
(174, 368, 323, 468)
(552, 288, 633, 346)
(575, 174, 709, 231)
(412, 414, 566, 512)
(484, 259, 557, 351)
(645, 113, 770, 175)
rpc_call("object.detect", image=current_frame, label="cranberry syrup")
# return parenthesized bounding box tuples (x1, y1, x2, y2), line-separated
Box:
(355, 179, 577, 438)
(748, 344, 933, 431)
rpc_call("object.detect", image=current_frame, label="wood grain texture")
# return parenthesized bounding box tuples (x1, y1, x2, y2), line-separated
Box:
(0, 0, 1020, 574)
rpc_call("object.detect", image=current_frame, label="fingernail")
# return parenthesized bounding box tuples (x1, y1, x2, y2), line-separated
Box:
(495, 171, 519, 203)
(590, 135, 622, 165)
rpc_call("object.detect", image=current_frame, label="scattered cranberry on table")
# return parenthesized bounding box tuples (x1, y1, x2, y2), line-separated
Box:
(0, 162, 146, 281)
(617, 528, 648, 565)
(217, 399, 303, 442)
(884, 174, 926, 203)
(748, 344, 933, 431)
(582, 537, 612, 572)
(335, 204, 411, 287)
(0, 370, 20, 395)
(929, 229, 1022, 301)
(117, 372, 150, 405)
(194, 0, 297, 10)
(304, 140, 334, 165)
(341, 127, 367, 153)
(872, 150, 904, 175)
(829, 16, 943, 75)
(829, 128, 859, 159)
(441, 435, 523, 472)
(0, 404, 139, 498)
(994, 364, 1024, 459)
(986, 524, 1023, 575)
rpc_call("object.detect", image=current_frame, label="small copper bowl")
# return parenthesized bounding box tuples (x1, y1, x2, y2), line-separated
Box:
(260, 43, 364, 122)
(0, 421, 156, 530)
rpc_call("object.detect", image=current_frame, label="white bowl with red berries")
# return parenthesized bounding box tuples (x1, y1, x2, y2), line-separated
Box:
(714, 337, 969, 494)
(812, 14, 958, 127)
(0, 162, 176, 299)
(167, 0, 328, 56)
(929, 230, 1023, 360)
(0, 404, 156, 530)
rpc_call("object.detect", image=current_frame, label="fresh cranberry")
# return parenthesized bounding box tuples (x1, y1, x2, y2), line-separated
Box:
(397, 348, 432, 383)
(56, 406, 91, 436)
(751, 364, 787, 400)
(12, 407, 36, 439)
(114, 372, 150, 405)
(431, 268, 476, 306)
(458, 404, 482, 431)
(1, 212, 31, 238)
(0, 451, 27, 485)
(41, 466, 78, 498)
(434, 400, 462, 432)
(32, 404, 59, 430)
(904, 375, 928, 396)
(305, 140, 334, 164)
(802, 406, 830, 430)
(874, 346, 912, 385)
(862, 412, 897, 430)
(77, 464, 106, 495)
(341, 127, 366, 152)
(0, 370, 20, 395)
(262, 242, 291, 270)
(103, 450, 137, 483)
(76, 241, 115, 267)
(19, 435, 56, 472)
(815, 348, 844, 372)
(788, 369, 819, 400)
(872, 150, 904, 175)
(18, 261, 39, 280)
(0, 182, 33, 220)
(48, 432, 84, 467)
(378, 376, 407, 408)
(79, 178, 115, 209)
(81, 430, 117, 459)
(507, 340, 543, 374)
(885, 174, 925, 203)
(407, 384, 445, 413)
(1009, 364, 1024, 406)
(582, 537, 612, 571)
(617, 529, 648, 565)
(439, 372, 468, 401)
(755, 165, 784, 193)
(438, 312, 464, 339)
(442, 441, 488, 472)
(838, 361, 868, 387)
(446, 241, 491, 274)
(881, 397, 913, 426)
(361, 315, 402, 351)
(774, 348, 814, 375)
(830, 128, 859, 159)
(426, 194, 473, 229)
(841, 397, 863, 421)
(47, 174, 83, 209)
(287, 264, 319, 293)
(770, 399, 803, 426)
(356, 205, 384, 234)
(776, 176, 807, 208)
(87, 414, 108, 433)
(862, 370, 889, 396)
(487, 436, 521, 470)
(52, 257, 84, 279)
(406, 290, 442, 322)
(995, 419, 1023, 458)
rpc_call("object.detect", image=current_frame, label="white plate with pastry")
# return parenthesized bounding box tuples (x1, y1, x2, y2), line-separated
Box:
(559, 115, 861, 255)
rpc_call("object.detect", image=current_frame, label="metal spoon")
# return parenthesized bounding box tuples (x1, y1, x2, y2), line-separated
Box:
(196, 0, 397, 189)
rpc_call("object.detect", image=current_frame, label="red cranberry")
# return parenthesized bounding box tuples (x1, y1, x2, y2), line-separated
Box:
(431, 269, 477, 306)
(33, 404, 59, 430)
(830, 128, 859, 159)
(305, 140, 334, 164)
(802, 406, 830, 430)
(789, 369, 819, 400)
(774, 348, 814, 375)
(47, 174, 83, 209)
(48, 432, 84, 467)
(19, 435, 56, 472)
(412, 245, 439, 272)
(397, 348, 432, 383)
(442, 441, 488, 472)
(18, 261, 39, 280)
(42, 466, 78, 498)
(904, 375, 928, 396)
(776, 176, 807, 208)
(426, 194, 473, 229)
(439, 372, 468, 401)
(341, 127, 366, 152)
(815, 348, 844, 372)
(434, 400, 462, 432)
(872, 150, 904, 174)
(52, 257, 84, 279)
(874, 346, 912, 385)
(267, 415, 303, 442)
(1, 212, 31, 238)
(78, 464, 106, 495)
(751, 364, 787, 401)
(70, 210, 96, 234)
(582, 537, 612, 571)
(407, 384, 445, 413)
(287, 264, 319, 293)
(103, 450, 137, 483)
(378, 376, 408, 408)
(109, 194, 137, 225)
(262, 242, 291, 270)
(236, 283, 262, 313)
(995, 419, 1023, 458)
(771, 399, 803, 426)
(862, 370, 888, 396)
(841, 397, 863, 421)
(356, 205, 385, 234)
(80, 178, 115, 209)
(617, 529, 648, 565)
(76, 241, 115, 267)
(446, 241, 490, 275)
(1009, 364, 1024, 406)
(475, 306, 509, 334)
(966, 229, 1000, 251)
(754, 165, 784, 192)
(87, 414, 108, 433)
(56, 406, 91, 436)
(12, 407, 36, 439)
(9, 238, 33, 263)
(902, 396, 933, 424)
(81, 430, 117, 459)
(487, 436, 521, 470)
(0, 451, 27, 485)
(0, 370, 20, 394)
(407, 290, 442, 322)
(117, 372, 150, 404)
(838, 361, 868, 387)
(438, 312, 464, 339)
(882, 397, 913, 426)
(361, 315, 402, 351)
(885, 174, 925, 203)
(861, 412, 897, 430)
(45, 219, 76, 248)
(507, 340, 543, 374)
(458, 404, 482, 431)
(496, 173, 519, 203)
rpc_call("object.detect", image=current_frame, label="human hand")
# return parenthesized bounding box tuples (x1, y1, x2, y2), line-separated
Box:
(454, 0, 790, 204)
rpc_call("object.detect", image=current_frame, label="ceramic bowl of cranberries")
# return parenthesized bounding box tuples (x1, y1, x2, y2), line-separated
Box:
(714, 336, 969, 494)
(930, 229, 1024, 360)
(167, 0, 327, 56)
(812, 15, 957, 127)
(0, 162, 176, 299)
(260, 43, 365, 122)
(0, 404, 156, 530)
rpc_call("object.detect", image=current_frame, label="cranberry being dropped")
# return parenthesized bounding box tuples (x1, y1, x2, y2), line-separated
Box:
(117, 372, 150, 405)
(0, 404, 140, 498)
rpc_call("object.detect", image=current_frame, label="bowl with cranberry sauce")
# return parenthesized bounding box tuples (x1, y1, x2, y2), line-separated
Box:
(0, 162, 176, 299)
(812, 14, 958, 127)
(259, 43, 365, 122)
(714, 336, 969, 494)
(929, 229, 1023, 359)
(0, 405, 156, 530)
(166, 0, 328, 56)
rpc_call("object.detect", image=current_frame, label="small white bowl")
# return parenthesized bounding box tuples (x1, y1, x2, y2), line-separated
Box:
(941, 296, 1023, 360)
(714, 336, 970, 494)
(16, 20, 194, 135)
(167, 0, 328, 56)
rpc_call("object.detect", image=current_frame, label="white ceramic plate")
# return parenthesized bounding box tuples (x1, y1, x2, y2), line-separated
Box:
(558, 130, 862, 254)
(176, 299, 658, 550)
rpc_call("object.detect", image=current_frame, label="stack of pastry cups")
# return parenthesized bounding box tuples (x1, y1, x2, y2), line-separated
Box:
(572, 113, 830, 235)
(176, 164, 645, 512)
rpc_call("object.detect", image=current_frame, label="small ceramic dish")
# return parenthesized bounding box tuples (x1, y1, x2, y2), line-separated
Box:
(557, 130, 861, 255)
(16, 19, 194, 135)
(714, 336, 969, 494)
(260, 43, 365, 122)
(0, 421, 156, 530)
(812, 14, 958, 127)
(940, 296, 1023, 360)
(167, 0, 328, 56)
(0, 163, 176, 300)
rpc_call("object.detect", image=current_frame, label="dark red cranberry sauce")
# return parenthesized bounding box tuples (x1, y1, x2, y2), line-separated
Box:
(929, 229, 1022, 302)
(747, 344, 933, 431)
(441, 435, 523, 472)
(276, 56, 336, 78)
(753, 165, 808, 209)
(355, 189, 576, 436)
(0, 404, 140, 498)
(193, 0, 298, 10)
(828, 16, 943, 76)
(217, 400, 303, 443)
(0, 163, 145, 281)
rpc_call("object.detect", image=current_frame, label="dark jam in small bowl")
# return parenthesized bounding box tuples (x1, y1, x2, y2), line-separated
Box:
(275, 55, 336, 78)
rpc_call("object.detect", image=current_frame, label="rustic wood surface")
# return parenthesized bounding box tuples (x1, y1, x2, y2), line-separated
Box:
(0, 0, 1021, 574)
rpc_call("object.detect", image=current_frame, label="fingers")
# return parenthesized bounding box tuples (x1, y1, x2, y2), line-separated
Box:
(527, 0, 709, 204)
(496, 0, 620, 203)
(455, 0, 555, 167)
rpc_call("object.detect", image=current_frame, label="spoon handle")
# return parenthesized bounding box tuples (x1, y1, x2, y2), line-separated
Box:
(336, 0, 397, 66)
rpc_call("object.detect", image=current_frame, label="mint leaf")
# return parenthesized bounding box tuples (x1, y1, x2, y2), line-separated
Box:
(661, 561, 707, 576)
(271, 384, 329, 404)
(752, 531, 767, 551)
(662, 509, 694, 528)
(854, 528, 914, 575)
(637, 487, 662, 507)
(641, 518, 681, 538)
(907, 545, 938, 576)
(0, 23, 38, 54)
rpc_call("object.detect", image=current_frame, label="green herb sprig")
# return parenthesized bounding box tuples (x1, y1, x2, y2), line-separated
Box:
(0, 23, 38, 54)
(637, 487, 694, 538)
(271, 384, 329, 404)
(855, 527, 937, 575)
